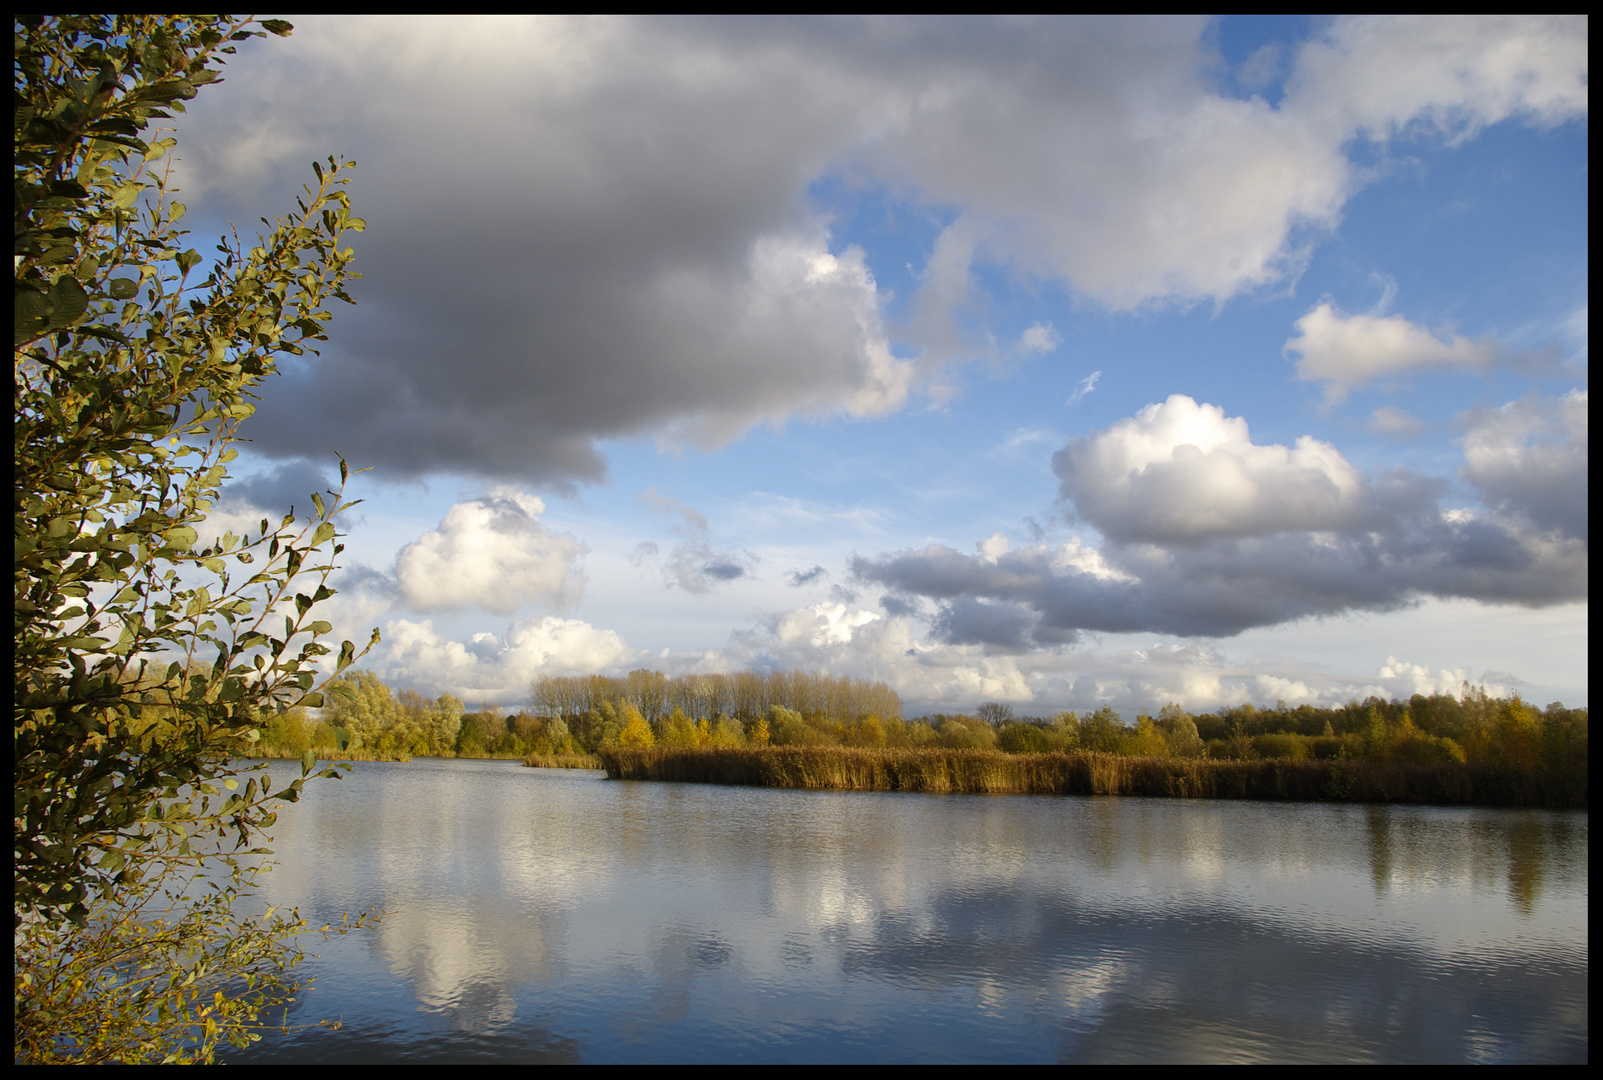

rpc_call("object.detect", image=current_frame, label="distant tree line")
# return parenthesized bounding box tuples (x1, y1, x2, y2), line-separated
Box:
(252, 674, 1584, 778)
(253, 668, 905, 760)
(530, 669, 902, 726)
(952, 689, 1586, 774)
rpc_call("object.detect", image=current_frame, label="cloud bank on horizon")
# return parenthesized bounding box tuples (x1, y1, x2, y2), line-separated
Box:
(185, 15, 1587, 713)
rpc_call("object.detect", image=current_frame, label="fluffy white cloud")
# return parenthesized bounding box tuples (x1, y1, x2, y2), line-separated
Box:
(1460, 390, 1589, 542)
(1053, 394, 1369, 542)
(698, 600, 1545, 716)
(381, 615, 636, 703)
(729, 601, 1039, 707)
(1286, 303, 1499, 401)
(394, 490, 586, 615)
(1376, 655, 1513, 700)
(325, 586, 1576, 717)
(896, 16, 1585, 317)
(1019, 322, 1062, 354)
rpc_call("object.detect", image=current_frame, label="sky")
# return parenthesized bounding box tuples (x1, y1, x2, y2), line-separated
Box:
(168, 15, 1588, 715)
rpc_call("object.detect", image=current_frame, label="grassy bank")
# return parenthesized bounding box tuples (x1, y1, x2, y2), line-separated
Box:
(597, 746, 1586, 808)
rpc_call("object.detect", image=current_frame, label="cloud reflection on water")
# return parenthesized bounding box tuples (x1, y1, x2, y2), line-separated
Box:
(236, 760, 1587, 1063)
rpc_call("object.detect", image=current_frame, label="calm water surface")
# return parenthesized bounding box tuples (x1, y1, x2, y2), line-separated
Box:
(225, 759, 1587, 1063)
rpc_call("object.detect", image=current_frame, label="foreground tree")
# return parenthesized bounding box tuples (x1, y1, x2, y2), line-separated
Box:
(15, 15, 376, 1062)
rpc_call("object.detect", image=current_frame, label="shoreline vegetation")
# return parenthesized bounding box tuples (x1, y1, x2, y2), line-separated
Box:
(235, 667, 1584, 808)
(594, 746, 1585, 808)
(246, 746, 603, 769)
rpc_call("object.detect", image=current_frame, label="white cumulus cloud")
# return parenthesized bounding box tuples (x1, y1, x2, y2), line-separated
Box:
(1053, 394, 1369, 542)
(381, 615, 637, 703)
(394, 490, 586, 615)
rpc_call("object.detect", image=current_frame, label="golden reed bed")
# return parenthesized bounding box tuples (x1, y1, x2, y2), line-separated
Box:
(597, 746, 1586, 807)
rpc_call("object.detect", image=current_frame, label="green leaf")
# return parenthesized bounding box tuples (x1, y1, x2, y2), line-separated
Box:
(111, 182, 143, 208)
(47, 276, 89, 328)
(162, 525, 198, 551)
(15, 287, 54, 342)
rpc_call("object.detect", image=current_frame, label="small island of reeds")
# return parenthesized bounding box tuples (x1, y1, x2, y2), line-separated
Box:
(594, 745, 1585, 807)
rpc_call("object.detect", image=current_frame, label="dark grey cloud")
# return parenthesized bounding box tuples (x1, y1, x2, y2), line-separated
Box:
(878, 593, 920, 618)
(854, 505, 1586, 644)
(933, 596, 1040, 653)
(854, 394, 1586, 642)
(174, 16, 924, 486)
(215, 461, 336, 523)
(787, 565, 828, 587)
(162, 17, 1583, 487)
(1459, 391, 1588, 545)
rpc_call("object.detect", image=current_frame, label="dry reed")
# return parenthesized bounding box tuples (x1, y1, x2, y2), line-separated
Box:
(521, 753, 604, 770)
(596, 746, 1585, 807)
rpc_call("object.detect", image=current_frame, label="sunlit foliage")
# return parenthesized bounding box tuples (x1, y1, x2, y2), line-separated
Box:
(14, 14, 376, 1062)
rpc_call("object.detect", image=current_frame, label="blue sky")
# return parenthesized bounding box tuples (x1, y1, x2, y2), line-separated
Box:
(174, 16, 1588, 714)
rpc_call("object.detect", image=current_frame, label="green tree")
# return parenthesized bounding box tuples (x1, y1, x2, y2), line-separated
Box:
(765, 704, 824, 746)
(425, 692, 465, 755)
(15, 15, 376, 1063)
(325, 670, 401, 751)
(1155, 703, 1203, 758)
(455, 709, 506, 756)
(1078, 706, 1126, 754)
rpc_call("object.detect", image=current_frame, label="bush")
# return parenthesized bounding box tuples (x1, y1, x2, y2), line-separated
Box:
(14, 15, 375, 1062)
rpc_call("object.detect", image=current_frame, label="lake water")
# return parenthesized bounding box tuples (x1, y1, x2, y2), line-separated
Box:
(224, 758, 1587, 1063)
